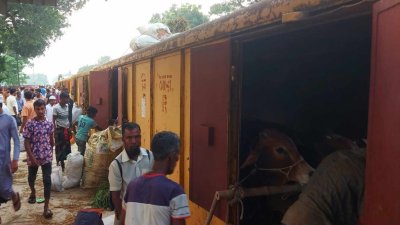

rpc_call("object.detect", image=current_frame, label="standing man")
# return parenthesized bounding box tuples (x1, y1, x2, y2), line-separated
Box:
(45, 96, 56, 123)
(6, 88, 18, 121)
(0, 98, 21, 224)
(53, 92, 71, 172)
(122, 131, 190, 225)
(16, 91, 24, 115)
(108, 122, 153, 225)
(35, 88, 47, 103)
(23, 99, 54, 219)
(19, 91, 36, 133)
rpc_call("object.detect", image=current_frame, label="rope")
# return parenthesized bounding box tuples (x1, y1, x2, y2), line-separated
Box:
(256, 157, 305, 180)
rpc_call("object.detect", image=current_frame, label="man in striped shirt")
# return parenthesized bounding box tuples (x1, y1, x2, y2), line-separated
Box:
(122, 131, 190, 225)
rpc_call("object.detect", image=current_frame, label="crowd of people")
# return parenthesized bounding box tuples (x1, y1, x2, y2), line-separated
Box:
(0, 85, 191, 225)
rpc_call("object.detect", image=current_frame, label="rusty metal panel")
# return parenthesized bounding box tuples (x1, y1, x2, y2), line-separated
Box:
(361, 0, 400, 224)
(125, 65, 134, 122)
(77, 77, 83, 106)
(153, 52, 182, 184)
(118, 68, 123, 125)
(134, 60, 152, 149)
(190, 40, 231, 220)
(183, 49, 191, 196)
(89, 70, 110, 129)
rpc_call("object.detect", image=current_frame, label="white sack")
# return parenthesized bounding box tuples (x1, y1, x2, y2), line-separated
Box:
(62, 152, 84, 189)
(51, 166, 64, 192)
(137, 23, 171, 39)
(130, 35, 159, 51)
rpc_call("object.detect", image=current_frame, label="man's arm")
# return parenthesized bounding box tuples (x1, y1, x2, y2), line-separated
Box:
(119, 208, 126, 225)
(19, 116, 27, 133)
(24, 130, 38, 166)
(12, 106, 17, 115)
(24, 139, 38, 166)
(111, 191, 123, 220)
(10, 118, 20, 173)
(108, 162, 123, 220)
(50, 130, 54, 149)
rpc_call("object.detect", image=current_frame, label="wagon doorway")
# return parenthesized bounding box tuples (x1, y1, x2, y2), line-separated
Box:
(111, 68, 119, 124)
(235, 14, 372, 225)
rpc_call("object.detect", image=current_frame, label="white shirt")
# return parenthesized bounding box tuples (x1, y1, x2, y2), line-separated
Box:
(6, 95, 18, 116)
(46, 104, 54, 122)
(108, 148, 154, 200)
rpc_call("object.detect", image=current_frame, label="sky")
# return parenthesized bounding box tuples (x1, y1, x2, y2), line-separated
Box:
(23, 0, 222, 84)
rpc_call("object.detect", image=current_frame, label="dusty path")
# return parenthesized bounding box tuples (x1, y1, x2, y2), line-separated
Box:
(0, 144, 113, 225)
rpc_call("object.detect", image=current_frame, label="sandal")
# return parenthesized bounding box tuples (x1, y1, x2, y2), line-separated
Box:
(28, 194, 36, 204)
(36, 198, 45, 204)
(12, 192, 21, 211)
(43, 209, 53, 219)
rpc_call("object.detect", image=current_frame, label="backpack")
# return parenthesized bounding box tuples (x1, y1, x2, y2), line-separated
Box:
(109, 150, 151, 210)
(74, 208, 104, 225)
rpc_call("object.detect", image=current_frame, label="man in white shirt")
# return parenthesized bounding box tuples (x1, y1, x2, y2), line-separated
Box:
(108, 122, 153, 225)
(45, 96, 56, 122)
(6, 88, 18, 122)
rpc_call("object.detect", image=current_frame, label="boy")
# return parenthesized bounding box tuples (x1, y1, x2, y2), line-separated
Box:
(74, 106, 101, 155)
(23, 99, 54, 219)
(122, 131, 190, 225)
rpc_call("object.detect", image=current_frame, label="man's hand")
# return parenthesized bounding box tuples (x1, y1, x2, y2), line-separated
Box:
(28, 158, 39, 167)
(11, 160, 18, 173)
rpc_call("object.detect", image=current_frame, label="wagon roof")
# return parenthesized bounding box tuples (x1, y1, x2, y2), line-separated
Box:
(69, 0, 374, 78)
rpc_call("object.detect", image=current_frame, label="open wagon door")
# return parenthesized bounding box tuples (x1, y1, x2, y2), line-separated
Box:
(89, 70, 111, 129)
(190, 40, 231, 220)
(362, 0, 400, 224)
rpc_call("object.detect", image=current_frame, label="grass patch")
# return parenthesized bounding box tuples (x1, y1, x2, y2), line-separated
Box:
(91, 182, 111, 209)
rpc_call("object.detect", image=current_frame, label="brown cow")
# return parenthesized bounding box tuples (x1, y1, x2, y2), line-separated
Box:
(241, 128, 314, 185)
(239, 128, 314, 225)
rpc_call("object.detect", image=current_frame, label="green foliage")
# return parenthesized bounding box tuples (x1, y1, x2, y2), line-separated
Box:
(150, 3, 209, 33)
(78, 55, 111, 73)
(2, 3, 67, 58)
(0, 55, 28, 85)
(0, 1, 88, 83)
(91, 182, 111, 209)
(209, 0, 262, 17)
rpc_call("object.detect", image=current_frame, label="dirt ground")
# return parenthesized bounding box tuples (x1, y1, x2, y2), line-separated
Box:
(0, 144, 113, 225)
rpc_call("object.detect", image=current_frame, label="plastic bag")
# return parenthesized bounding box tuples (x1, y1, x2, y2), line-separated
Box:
(130, 35, 159, 51)
(19, 134, 25, 152)
(51, 166, 64, 192)
(137, 23, 171, 39)
(63, 152, 84, 189)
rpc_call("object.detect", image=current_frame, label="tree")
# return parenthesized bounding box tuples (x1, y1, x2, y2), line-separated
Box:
(0, 55, 29, 85)
(0, 1, 88, 84)
(150, 3, 209, 33)
(209, 0, 262, 17)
